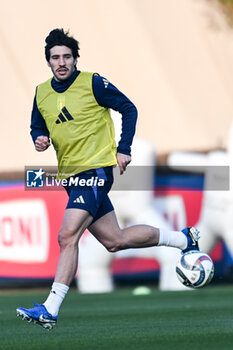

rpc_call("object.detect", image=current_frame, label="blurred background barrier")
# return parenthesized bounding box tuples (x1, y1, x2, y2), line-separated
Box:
(0, 166, 232, 290)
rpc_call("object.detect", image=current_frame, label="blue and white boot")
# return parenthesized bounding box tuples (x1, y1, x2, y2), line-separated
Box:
(181, 227, 200, 254)
(16, 303, 57, 330)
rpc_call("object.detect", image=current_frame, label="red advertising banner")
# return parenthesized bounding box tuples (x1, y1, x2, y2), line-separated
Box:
(0, 185, 67, 278)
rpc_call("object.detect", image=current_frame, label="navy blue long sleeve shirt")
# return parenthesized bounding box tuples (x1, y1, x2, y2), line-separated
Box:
(30, 69, 137, 156)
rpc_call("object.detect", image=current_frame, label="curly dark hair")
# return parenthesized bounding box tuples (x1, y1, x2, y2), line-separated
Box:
(45, 28, 80, 62)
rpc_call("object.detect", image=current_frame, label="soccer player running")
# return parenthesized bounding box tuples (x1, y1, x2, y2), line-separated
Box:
(17, 29, 200, 329)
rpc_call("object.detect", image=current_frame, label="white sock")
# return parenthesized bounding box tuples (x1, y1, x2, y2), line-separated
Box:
(43, 282, 69, 317)
(158, 228, 187, 250)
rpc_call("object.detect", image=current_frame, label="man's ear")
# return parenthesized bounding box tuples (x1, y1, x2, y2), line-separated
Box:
(47, 60, 51, 67)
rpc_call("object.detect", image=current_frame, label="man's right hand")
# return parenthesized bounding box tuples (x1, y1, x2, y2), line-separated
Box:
(35, 136, 50, 152)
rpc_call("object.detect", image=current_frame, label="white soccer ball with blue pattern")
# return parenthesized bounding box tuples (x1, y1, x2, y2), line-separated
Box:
(176, 250, 214, 288)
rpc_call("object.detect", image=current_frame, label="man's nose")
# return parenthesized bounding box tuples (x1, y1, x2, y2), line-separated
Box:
(58, 57, 65, 66)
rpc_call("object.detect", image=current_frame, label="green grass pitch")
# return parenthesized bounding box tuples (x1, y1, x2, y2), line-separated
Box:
(0, 285, 233, 350)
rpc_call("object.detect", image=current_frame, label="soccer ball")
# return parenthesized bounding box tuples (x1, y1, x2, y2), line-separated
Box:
(176, 250, 214, 288)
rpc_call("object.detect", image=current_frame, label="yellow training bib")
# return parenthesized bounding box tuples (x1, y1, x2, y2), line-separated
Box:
(36, 72, 117, 178)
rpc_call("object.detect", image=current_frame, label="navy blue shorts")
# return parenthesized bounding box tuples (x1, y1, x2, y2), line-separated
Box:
(64, 167, 114, 223)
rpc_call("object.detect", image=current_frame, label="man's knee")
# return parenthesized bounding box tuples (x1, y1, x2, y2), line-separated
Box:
(104, 231, 127, 253)
(106, 243, 120, 253)
(58, 226, 79, 249)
